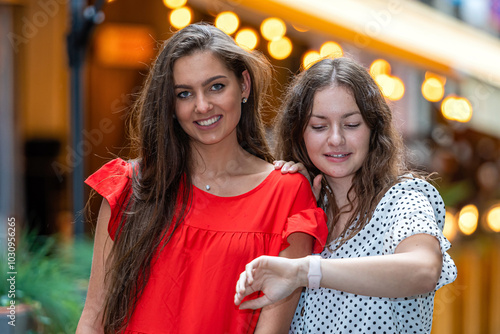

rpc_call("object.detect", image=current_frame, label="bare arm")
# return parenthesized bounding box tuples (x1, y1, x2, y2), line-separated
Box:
(253, 233, 313, 334)
(76, 199, 113, 334)
(236, 233, 443, 310)
(318, 233, 442, 296)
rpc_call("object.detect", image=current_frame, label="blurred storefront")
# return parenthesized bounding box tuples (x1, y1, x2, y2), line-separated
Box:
(1, 0, 500, 332)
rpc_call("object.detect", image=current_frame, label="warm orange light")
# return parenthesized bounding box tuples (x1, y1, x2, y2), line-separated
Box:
(94, 24, 155, 68)
(458, 204, 479, 235)
(422, 77, 445, 102)
(292, 24, 308, 32)
(319, 41, 343, 58)
(163, 0, 187, 9)
(370, 59, 391, 77)
(375, 74, 395, 98)
(425, 71, 447, 85)
(486, 204, 500, 232)
(215, 11, 239, 35)
(169, 7, 192, 29)
(235, 28, 259, 51)
(388, 76, 405, 101)
(443, 209, 458, 241)
(260, 17, 286, 41)
(441, 96, 473, 122)
(302, 50, 321, 69)
(268, 36, 292, 60)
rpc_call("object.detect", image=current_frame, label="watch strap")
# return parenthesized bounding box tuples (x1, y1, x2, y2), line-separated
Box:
(307, 255, 322, 289)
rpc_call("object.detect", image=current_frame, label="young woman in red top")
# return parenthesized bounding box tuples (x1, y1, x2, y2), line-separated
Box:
(76, 23, 327, 334)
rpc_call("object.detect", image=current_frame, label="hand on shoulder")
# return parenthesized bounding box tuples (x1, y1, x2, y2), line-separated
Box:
(273, 160, 322, 200)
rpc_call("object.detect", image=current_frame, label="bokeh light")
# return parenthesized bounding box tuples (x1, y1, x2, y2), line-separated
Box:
(268, 36, 292, 60)
(486, 204, 500, 232)
(375, 74, 395, 97)
(422, 77, 445, 102)
(292, 24, 308, 32)
(163, 0, 187, 9)
(235, 28, 259, 51)
(215, 11, 239, 35)
(441, 96, 473, 122)
(370, 59, 391, 77)
(458, 204, 479, 235)
(169, 7, 192, 29)
(388, 76, 405, 101)
(425, 71, 447, 85)
(302, 50, 321, 69)
(443, 209, 458, 241)
(319, 41, 343, 58)
(260, 17, 286, 41)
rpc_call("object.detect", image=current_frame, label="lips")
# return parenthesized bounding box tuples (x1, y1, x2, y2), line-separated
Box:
(195, 115, 221, 126)
(325, 153, 351, 158)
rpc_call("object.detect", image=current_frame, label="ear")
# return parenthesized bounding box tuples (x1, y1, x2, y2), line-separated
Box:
(241, 70, 251, 99)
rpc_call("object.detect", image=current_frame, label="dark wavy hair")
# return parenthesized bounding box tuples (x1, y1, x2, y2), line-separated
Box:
(103, 23, 273, 333)
(275, 57, 414, 248)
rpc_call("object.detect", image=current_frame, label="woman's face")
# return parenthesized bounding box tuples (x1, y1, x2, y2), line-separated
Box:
(303, 85, 371, 187)
(173, 50, 250, 148)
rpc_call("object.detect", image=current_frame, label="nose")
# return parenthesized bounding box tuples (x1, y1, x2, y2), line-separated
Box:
(195, 93, 213, 114)
(327, 125, 344, 146)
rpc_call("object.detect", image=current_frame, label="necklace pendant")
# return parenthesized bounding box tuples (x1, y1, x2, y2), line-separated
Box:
(205, 185, 211, 191)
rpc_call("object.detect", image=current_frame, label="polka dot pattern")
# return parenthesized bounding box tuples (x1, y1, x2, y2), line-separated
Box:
(290, 177, 457, 334)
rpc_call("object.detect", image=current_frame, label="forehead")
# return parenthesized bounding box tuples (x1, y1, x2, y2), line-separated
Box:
(173, 51, 235, 84)
(311, 85, 359, 114)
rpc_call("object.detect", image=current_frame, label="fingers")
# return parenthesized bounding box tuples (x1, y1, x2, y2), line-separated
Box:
(273, 160, 304, 174)
(245, 263, 255, 285)
(236, 271, 247, 296)
(235, 271, 251, 306)
(235, 255, 269, 304)
(273, 160, 285, 170)
(238, 296, 273, 310)
(312, 174, 323, 201)
(235, 259, 260, 306)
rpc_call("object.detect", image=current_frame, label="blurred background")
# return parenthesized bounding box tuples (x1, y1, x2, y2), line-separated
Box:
(1, 0, 500, 332)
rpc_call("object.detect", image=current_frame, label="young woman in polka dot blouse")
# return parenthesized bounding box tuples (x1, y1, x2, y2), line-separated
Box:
(235, 57, 457, 333)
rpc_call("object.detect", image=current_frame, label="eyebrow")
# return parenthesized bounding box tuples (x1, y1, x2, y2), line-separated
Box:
(310, 111, 361, 119)
(174, 75, 227, 89)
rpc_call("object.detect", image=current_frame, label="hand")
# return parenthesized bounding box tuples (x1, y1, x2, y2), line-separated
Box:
(273, 161, 322, 201)
(234, 256, 307, 310)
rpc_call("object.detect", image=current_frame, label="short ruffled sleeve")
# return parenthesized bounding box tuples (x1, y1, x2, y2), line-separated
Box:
(283, 208, 328, 253)
(280, 174, 328, 254)
(85, 158, 133, 240)
(383, 178, 457, 290)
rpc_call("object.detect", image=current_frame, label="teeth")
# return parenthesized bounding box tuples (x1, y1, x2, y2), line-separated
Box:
(197, 116, 220, 126)
(328, 154, 348, 158)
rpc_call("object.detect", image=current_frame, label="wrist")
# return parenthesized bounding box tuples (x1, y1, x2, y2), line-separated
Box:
(296, 257, 310, 288)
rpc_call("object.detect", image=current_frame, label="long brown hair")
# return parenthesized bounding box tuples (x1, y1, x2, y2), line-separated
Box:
(103, 23, 273, 333)
(275, 57, 413, 247)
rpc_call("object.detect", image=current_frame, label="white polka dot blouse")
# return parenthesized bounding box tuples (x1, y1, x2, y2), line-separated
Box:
(290, 177, 457, 334)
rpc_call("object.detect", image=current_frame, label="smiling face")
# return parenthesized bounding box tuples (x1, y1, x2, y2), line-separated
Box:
(303, 85, 371, 188)
(173, 50, 250, 149)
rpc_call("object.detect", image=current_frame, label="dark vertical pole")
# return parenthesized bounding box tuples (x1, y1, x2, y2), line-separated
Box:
(68, 0, 85, 235)
(67, 0, 105, 236)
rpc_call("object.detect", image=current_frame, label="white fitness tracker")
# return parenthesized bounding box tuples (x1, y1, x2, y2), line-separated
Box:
(307, 255, 322, 289)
